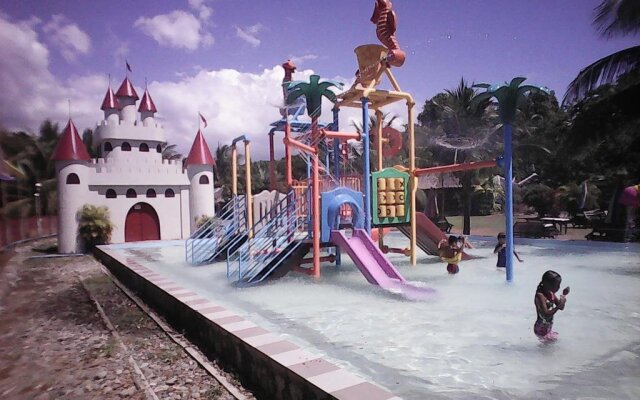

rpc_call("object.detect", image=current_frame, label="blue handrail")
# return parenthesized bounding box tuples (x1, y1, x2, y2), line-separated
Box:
(185, 196, 247, 264)
(227, 190, 309, 285)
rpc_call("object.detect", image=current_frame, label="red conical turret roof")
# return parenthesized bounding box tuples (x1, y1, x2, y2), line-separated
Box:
(51, 119, 91, 161)
(138, 89, 157, 113)
(186, 130, 215, 166)
(100, 87, 120, 110)
(115, 77, 139, 100)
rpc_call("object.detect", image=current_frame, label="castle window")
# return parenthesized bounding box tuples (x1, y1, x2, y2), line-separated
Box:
(104, 142, 113, 152)
(199, 175, 210, 185)
(66, 173, 80, 184)
(146, 189, 156, 198)
(156, 144, 162, 153)
(122, 142, 131, 151)
(165, 189, 175, 198)
(126, 189, 137, 198)
(140, 143, 149, 152)
(106, 189, 117, 198)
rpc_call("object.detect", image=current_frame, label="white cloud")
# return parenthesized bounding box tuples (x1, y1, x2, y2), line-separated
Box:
(0, 14, 409, 163)
(113, 41, 129, 69)
(188, 0, 213, 21)
(134, 10, 213, 51)
(42, 14, 91, 62)
(289, 54, 318, 65)
(235, 23, 264, 47)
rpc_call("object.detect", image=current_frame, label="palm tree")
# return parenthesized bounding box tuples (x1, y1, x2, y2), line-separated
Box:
(473, 77, 549, 282)
(418, 78, 498, 234)
(563, 0, 640, 104)
(285, 75, 342, 278)
(285, 75, 342, 123)
(161, 143, 183, 161)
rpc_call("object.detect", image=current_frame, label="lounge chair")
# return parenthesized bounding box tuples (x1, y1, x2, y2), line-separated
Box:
(514, 219, 558, 239)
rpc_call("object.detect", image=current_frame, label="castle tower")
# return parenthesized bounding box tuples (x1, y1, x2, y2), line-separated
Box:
(51, 119, 91, 253)
(95, 76, 165, 160)
(185, 130, 215, 232)
(138, 88, 157, 127)
(115, 77, 139, 123)
(100, 86, 120, 125)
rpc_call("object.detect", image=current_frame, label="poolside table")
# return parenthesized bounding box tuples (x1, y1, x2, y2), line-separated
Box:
(540, 217, 571, 234)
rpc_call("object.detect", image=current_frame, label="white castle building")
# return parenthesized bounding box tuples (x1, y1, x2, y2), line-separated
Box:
(52, 76, 215, 253)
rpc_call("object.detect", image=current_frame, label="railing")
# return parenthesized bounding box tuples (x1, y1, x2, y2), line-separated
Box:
(227, 190, 309, 285)
(185, 196, 247, 264)
(0, 215, 57, 248)
(292, 127, 341, 188)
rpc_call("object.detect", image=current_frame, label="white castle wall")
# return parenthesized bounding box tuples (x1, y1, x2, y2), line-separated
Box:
(57, 157, 193, 250)
(95, 118, 165, 143)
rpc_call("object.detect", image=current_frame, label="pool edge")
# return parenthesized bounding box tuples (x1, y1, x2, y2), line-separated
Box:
(94, 245, 401, 400)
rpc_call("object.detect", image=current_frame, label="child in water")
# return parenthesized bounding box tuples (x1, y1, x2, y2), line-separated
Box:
(534, 270, 570, 341)
(494, 232, 523, 268)
(438, 235, 466, 274)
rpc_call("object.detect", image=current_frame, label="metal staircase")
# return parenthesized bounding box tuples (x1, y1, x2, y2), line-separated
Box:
(227, 190, 309, 286)
(185, 196, 247, 265)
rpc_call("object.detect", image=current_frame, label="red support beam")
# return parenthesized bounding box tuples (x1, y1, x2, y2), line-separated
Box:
(414, 160, 497, 177)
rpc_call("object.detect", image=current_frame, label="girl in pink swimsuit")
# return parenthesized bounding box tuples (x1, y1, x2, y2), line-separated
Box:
(534, 270, 570, 340)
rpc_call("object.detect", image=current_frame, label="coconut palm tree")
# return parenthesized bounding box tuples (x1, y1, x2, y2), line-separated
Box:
(563, 0, 640, 104)
(473, 77, 549, 282)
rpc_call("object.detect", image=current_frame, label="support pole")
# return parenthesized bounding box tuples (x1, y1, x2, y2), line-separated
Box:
(332, 108, 340, 179)
(362, 98, 372, 234)
(375, 108, 384, 247)
(332, 107, 341, 266)
(311, 117, 321, 278)
(408, 100, 417, 266)
(231, 145, 238, 196)
(268, 130, 276, 191)
(285, 118, 292, 186)
(245, 141, 253, 239)
(504, 124, 514, 282)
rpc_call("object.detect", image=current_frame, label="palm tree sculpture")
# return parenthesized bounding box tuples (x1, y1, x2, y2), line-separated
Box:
(563, 0, 640, 104)
(472, 77, 549, 282)
(284, 74, 342, 277)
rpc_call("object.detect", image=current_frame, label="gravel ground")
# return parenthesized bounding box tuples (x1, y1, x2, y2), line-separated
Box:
(0, 239, 254, 400)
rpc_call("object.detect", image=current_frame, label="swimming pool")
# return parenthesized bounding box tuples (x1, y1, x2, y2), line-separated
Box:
(108, 234, 640, 399)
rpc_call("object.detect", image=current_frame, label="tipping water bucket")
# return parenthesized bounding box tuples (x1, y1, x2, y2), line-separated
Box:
(354, 44, 388, 87)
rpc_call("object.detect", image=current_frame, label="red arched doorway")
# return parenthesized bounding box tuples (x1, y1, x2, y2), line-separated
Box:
(125, 202, 160, 242)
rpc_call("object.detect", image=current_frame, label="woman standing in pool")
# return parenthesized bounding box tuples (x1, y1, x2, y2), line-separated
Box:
(534, 270, 570, 340)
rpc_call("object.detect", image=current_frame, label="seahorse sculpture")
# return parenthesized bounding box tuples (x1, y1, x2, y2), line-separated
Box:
(281, 60, 297, 116)
(371, 0, 406, 67)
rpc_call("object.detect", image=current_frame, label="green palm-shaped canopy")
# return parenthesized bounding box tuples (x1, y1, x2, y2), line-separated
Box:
(284, 75, 343, 119)
(472, 77, 550, 124)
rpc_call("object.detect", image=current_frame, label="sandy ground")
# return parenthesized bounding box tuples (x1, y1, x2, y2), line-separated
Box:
(0, 239, 254, 400)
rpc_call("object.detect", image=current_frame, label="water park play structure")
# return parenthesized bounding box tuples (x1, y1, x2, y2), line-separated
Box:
(185, 0, 521, 291)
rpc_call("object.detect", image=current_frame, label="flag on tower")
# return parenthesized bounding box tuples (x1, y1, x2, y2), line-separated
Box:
(199, 112, 208, 128)
(126, 60, 132, 72)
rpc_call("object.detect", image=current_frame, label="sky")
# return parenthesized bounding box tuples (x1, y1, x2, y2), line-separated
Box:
(0, 0, 637, 160)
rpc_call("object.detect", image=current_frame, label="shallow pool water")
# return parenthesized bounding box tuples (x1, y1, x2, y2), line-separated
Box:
(111, 234, 640, 399)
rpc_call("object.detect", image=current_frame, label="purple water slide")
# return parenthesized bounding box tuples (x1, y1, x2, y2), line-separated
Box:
(330, 229, 435, 300)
